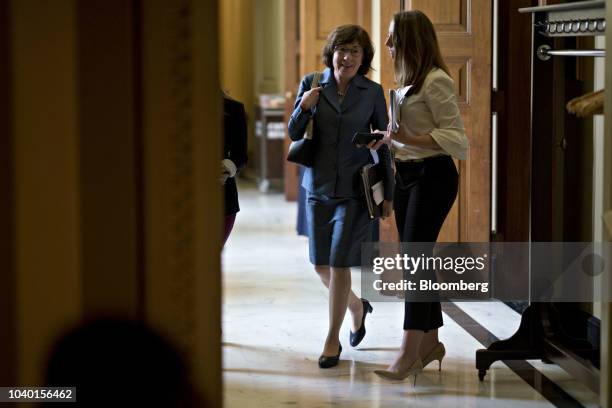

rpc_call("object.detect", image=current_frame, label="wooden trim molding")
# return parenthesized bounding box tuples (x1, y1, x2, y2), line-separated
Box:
(0, 0, 17, 386)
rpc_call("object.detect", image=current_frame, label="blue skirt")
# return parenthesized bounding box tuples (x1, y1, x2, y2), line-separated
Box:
(306, 193, 375, 267)
(296, 167, 309, 237)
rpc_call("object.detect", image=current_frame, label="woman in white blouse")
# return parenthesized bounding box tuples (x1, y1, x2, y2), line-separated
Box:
(372, 10, 469, 382)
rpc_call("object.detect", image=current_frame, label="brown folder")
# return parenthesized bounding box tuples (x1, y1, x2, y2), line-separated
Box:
(360, 163, 384, 219)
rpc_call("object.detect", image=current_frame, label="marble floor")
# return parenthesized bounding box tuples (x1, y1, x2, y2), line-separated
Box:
(222, 185, 599, 408)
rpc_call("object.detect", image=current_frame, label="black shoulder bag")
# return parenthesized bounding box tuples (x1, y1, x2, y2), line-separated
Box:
(286, 71, 321, 167)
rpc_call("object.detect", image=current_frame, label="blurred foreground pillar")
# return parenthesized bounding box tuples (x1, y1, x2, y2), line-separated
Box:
(0, 0, 222, 404)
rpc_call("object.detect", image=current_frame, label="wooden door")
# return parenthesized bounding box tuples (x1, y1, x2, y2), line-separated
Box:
(283, 0, 300, 201)
(405, 0, 492, 242)
(378, 0, 402, 242)
(284, 0, 372, 201)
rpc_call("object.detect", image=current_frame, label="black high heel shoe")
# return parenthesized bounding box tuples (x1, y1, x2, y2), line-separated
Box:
(350, 299, 373, 347)
(318, 344, 342, 369)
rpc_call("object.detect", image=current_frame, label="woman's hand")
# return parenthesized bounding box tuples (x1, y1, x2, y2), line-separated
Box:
(220, 163, 230, 185)
(367, 129, 391, 150)
(381, 200, 393, 219)
(299, 86, 322, 110)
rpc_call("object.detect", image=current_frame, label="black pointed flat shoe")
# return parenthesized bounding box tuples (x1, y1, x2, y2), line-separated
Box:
(318, 344, 342, 368)
(350, 299, 373, 347)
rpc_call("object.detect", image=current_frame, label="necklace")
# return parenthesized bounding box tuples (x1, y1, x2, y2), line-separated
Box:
(337, 88, 347, 97)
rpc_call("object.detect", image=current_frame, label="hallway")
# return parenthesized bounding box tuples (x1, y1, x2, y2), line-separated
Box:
(222, 185, 599, 408)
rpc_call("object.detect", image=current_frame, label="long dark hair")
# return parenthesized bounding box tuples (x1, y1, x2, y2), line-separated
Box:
(391, 10, 450, 93)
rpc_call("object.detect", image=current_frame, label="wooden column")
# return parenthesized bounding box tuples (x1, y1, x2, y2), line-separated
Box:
(378, 0, 402, 243)
(77, 0, 142, 318)
(0, 0, 17, 387)
(142, 0, 222, 404)
(1, 2, 222, 405)
(9, 0, 82, 384)
(284, 0, 300, 201)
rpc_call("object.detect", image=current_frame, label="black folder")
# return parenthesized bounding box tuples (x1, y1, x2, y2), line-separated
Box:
(360, 163, 384, 219)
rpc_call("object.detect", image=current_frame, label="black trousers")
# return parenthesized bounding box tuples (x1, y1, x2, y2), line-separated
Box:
(394, 155, 458, 331)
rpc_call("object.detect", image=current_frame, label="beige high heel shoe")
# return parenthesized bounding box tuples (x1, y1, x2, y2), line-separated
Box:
(374, 359, 423, 385)
(422, 342, 446, 371)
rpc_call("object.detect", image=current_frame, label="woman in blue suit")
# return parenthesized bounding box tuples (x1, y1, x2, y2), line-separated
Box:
(288, 25, 394, 368)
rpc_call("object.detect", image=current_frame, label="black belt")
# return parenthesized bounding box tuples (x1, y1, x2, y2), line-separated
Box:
(395, 155, 448, 166)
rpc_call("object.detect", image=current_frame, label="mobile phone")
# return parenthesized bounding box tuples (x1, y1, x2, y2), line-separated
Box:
(351, 132, 383, 147)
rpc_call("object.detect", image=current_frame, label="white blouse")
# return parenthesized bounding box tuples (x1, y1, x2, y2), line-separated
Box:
(392, 68, 469, 161)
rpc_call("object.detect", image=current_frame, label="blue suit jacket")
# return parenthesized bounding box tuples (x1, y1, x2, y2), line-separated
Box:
(288, 68, 393, 200)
